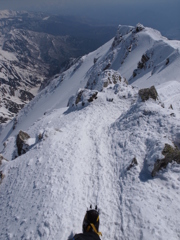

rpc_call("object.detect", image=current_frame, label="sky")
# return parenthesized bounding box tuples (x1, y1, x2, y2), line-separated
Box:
(0, 0, 179, 38)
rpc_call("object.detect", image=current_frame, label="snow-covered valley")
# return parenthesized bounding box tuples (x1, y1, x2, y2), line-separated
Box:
(0, 24, 180, 240)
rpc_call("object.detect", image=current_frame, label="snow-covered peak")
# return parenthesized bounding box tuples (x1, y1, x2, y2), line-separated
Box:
(90, 23, 180, 88)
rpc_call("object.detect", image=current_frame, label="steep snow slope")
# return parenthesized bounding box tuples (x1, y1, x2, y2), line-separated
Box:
(0, 39, 113, 151)
(0, 24, 180, 240)
(0, 9, 116, 124)
(89, 24, 180, 88)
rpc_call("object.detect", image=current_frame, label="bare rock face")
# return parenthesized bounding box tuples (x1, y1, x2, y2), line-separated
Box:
(0, 170, 5, 184)
(135, 23, 145, 32)
(139, 86, 158, 102)
(137, 54, 150, 69)
(16, 130, 30, 156)
(127, 157, 138, 171)
(151, 144, 180, 177)
(71, 89, 98, 107)
(75, 90, 84, 105)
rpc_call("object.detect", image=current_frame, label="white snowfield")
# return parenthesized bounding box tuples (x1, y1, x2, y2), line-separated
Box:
(0, 24, 180, 240)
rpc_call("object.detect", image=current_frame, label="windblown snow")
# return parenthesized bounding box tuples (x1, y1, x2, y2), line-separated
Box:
(0, 24, 180, 240)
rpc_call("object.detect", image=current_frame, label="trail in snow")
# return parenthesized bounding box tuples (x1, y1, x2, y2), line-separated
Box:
(0, 80, 180, 239)
(0, 82, 134, 239)
(109, 95, 180, 240)
(0, 24, 180, 240)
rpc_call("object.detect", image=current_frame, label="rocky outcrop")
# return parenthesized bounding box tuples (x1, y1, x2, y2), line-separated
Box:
(75, 90, 84, 105)
(133, 53, 150, 77)
(68, 89, 98, 108)
(0, 155, 3, 166)
(135, 23, 145, 32)
(138, 54, 150, 69)
(87, 70, 127, 91)
(88, 92, 98, 103)
(139, 86, 158, 102)
(0, 171, 5, 184)
(16, 130, 30, 156)
(4, 99, 25, 114)
(127, 157, 138, 171)
(152, 144, 180, 177)
(103, 71, 127, 88)
(0, 154, 8, 165)
(75, 89, 98, 106)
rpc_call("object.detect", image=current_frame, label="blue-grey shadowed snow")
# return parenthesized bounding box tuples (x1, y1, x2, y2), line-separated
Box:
(139, 156, 154, 182)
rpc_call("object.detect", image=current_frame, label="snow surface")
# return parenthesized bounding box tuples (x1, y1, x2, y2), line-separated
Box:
(0, 10, 18, 19)
(0, 24, 180, 240)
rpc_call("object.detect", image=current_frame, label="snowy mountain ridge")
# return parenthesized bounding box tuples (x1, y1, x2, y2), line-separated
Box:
(0, 24, 180, 239)
(0, 10, 116, 124)
(87, 23, 180, 89)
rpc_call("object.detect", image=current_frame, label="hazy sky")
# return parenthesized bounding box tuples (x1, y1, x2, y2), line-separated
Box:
(0, 0, 179, 37)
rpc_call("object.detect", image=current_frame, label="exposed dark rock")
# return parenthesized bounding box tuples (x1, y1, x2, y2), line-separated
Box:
(141, 54, 149, 63)
(0, 155, 3, 166)
(169, 104, 173, 110)
(139, 86, 158, 102)
(9, 87, 15, 96)
(135, 23, 145, 32)
(103, 81, 109, 88)
(133, 70, 137, 78)
(103, 71, 125, 89)
(127, 157, 138, 171)
(0, 155, 8, 166)
(4, 99, 24, 114)
(166, 58, 169, 65)
(170, 113, 176, 117)
(103, 63, 111, 71)
(75, 90, 84, 105)
(112, 74, 122, 84)
(138, 54, 150, 69)
(0, 154, 8, 165)
(0, 171, 5, 184)
(106, 97, 114, 102)
(87, 92, 98, 102)
(38, 133, 43, 140)
(69, 89, 98, 107)
(16, 130, 30, 156)
(12, 117, 18, 130)
(19, 90, 34, 102)
(151, 144, 180, 177)
(0, 116, 9, 124)
(161, 103, 165, 108)
(93, 58, 98, 64)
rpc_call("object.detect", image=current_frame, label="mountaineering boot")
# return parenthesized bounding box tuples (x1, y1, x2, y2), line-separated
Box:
(69, 206, 102, 240)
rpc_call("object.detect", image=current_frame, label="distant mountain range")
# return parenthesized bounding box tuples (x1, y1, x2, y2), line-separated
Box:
(0, 10, 116, 123)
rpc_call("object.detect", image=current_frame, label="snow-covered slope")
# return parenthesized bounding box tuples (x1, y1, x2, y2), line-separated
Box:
(0, 10, 116, 124)
(88, 23, 180, 88)
(0, 24, 180, 240)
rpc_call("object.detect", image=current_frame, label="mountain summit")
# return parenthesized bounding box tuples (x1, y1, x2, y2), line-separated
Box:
(0, 23, 180, 240)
